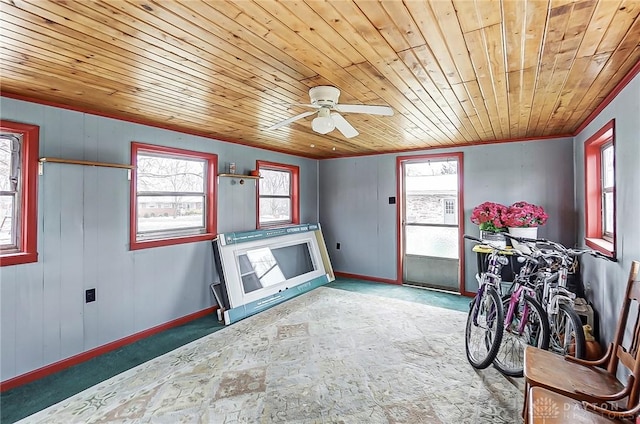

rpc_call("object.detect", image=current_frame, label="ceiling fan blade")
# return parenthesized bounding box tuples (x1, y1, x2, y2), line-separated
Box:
(267, 111, 316, 130)
(331, 113, 359, 138)
(334, 104, 394, 116)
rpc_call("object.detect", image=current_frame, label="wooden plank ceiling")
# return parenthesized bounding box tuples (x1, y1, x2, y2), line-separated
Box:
(1, 0, 639, 159)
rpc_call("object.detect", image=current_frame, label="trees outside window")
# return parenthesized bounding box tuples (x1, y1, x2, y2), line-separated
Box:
(256, 161, 299, 228)
(0, 120, 38, 266)
(601, 143, 614, 240)
(131, 143, 216, 250)
(584, 120, 615, 258)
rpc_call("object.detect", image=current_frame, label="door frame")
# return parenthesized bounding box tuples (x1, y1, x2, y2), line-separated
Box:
(395, 152, 467, 295)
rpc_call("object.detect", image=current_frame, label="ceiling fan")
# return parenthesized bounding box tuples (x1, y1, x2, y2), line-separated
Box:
(267, 86, 394, 138)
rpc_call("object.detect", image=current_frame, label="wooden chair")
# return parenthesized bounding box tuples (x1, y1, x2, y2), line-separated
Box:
(527, 387, 638, 423)
(523, 260, 640, 422)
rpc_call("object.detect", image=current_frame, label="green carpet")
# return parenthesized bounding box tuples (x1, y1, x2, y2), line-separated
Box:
(0, 278, 469, 423)
(328, 279, 470, 312)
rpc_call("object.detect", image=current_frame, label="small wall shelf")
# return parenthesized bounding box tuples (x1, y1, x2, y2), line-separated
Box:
(38, 157, 134, 178)
(218, 173, 261, 179)
(218, 173, 262, 185)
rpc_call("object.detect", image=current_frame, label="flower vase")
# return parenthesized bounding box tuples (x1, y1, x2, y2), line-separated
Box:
(508, 227, 538, 254)
(480, 230, 506, 249)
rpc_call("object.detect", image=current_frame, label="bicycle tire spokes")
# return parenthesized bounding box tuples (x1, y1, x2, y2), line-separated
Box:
(492, 295, 549, 377)
(465, 287, 504, 369)
(510, 236, 596, 361)
(548, 303, 586, 358)
(465, 233, 599, 375)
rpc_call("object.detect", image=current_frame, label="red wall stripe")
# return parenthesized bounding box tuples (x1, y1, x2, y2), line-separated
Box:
(334, 271, 400, 285)
(0, 306, 216, 392)
(573, 60, 640, 136)
(0, 91, 321, 160)
(3, 57, 639, 161)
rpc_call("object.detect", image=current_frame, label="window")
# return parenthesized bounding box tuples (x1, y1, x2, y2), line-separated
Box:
(584, 120, 615, 258)
(444, 199, 456, 215)
(130, 143, 217, 250)
(402, 157, 461, 259)
(601, 143, 614, 240)
(256, 161, 299, 228)
(0, 120, 39, 266)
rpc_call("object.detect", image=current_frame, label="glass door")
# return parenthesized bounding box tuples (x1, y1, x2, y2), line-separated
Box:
(401, 155, 461, 292)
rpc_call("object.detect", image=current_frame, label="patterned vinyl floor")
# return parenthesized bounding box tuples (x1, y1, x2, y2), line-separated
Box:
(18, 286, 524, 423)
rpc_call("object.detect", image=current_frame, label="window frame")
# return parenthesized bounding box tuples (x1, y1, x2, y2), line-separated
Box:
(600, 142, 614, 241)
(584, 120, 615, 258)
(255, 160, 299, 229)
(130, 142, 217, 250)
(0, 120, 39, 267)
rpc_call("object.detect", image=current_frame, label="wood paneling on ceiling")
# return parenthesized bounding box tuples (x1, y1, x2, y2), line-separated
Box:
(1, 0, 639, 159)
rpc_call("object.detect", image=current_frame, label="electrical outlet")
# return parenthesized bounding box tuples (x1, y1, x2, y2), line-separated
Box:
(336, 243, 341, 250)
(86, 288, 96, 303)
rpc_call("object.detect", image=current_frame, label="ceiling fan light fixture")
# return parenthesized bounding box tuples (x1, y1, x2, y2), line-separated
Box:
(268, 86, 392, 137)
(311, 108, 335, 134)
(312, 117, 335, 134)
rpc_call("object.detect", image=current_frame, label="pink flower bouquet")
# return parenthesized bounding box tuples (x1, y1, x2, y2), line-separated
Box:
(504, 201, 548, 228)
(470, 202, 508, 232)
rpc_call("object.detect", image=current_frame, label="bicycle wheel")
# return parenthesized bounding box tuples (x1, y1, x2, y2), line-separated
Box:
(549, 303, 586, 359)
(465, 286, 504, 369)
(493, 294, 550, 377)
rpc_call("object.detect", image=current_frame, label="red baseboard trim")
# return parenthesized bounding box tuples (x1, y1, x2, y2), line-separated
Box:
(334, 271, 401, 285)
(334, 271, 475, 297)
(0, 306, 216, 392)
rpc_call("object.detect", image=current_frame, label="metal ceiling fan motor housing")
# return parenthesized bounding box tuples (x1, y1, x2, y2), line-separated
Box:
(309, 86, 340, 108)
(268, 85, 392, 138)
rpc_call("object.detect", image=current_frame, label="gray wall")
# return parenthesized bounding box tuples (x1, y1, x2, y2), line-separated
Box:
(2, 73, 637, 382)
(319, 137, 576, 292)
(573, 73, 640, 347)
(0, 97, 318, 381)
(320, 156, 398, 281)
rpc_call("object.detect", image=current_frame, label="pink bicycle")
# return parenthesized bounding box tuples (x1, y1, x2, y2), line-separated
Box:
(491, 250, 550, 376)
(465, 234, 549, 376)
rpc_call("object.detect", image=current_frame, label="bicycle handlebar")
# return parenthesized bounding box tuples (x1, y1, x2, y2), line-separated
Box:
(463, 234, 539, 263)
(592, 250, 611, 260)
(467, 233, 611, 264)
(463, 234, 483, 243)
(565, 248, 611, 260)
(503, 233, 539, 244)
(536, 243, 609, 261)
(504, 233, 611, 261)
